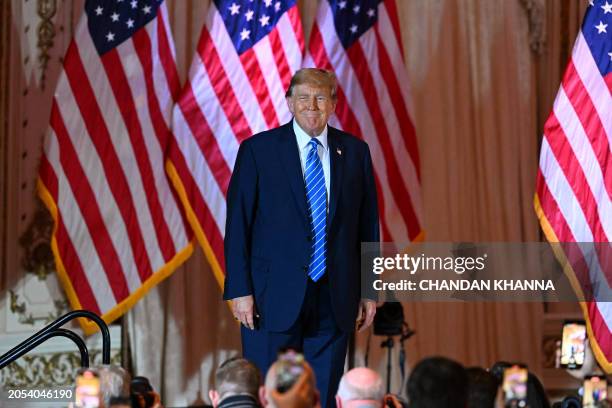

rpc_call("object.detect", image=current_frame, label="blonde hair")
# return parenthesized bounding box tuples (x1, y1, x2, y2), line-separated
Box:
(286, 68, 337, 100)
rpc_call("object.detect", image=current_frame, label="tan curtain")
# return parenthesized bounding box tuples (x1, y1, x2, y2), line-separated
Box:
(396, 0, 545, 368)
(0, 0, 588, 405)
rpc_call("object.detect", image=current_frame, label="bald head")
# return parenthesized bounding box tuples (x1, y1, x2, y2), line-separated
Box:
(336, 368, 384, 408)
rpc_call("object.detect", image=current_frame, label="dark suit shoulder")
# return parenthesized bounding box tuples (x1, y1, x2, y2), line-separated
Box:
(240, 123, 290, 150)
(328, 125, 370, 153)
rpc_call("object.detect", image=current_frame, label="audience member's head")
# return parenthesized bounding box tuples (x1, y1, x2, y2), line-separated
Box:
(406, 356, 468, 408)
(108, 396, 132, 408)
(335, 367, 384, 408)
(261, 353, 318, 408)
(95, 365, 131, 408)
(489, 361, 511, 384)
(466, 367, 501, 408)
(526, 372, 551, 408)
(209, 357, 262, 408)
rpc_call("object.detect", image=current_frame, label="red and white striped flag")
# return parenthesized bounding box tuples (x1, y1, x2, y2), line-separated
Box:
(304, 0, 423, 243)
(38, 0, 193, 333)
(535, 1, 611, 370)
(167, 0, 304, 285)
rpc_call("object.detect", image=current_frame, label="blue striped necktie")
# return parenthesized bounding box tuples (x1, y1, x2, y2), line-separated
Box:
(304, 139, 327, 282)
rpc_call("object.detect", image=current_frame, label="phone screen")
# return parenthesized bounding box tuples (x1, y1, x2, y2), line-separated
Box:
(503, 365, 528, 407)
(75, 369, 100, 408)
(560, 321, 586, 369)
(583, 376, 607, 407)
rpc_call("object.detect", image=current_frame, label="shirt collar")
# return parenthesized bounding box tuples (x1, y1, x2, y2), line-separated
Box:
(293, 119, 328, 151)
(218, 394, 259, 407)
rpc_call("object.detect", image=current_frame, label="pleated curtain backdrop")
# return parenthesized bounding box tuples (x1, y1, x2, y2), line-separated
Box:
(0, 0, 587, 405)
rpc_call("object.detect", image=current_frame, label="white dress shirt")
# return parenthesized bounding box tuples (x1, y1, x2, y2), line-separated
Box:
(293, 119, 331, 207)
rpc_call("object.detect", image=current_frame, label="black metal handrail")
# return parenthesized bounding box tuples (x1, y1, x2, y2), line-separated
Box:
(0, 310, 109, 369)
(3, 329, 90, 368)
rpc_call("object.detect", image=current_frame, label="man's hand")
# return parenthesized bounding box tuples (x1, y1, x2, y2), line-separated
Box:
(231, 295, 256, 330)
(384, 394, 403, 408)
(356, 299, 376, 332)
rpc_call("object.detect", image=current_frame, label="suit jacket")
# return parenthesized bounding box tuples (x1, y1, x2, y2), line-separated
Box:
(223, 121, 379, 333)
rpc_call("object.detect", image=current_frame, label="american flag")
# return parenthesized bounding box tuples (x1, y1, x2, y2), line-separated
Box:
(38, 0, 193, 333)
(304, 0, 423, 243)
(167, 0, 304, 285)
(535, 0, 611, 370)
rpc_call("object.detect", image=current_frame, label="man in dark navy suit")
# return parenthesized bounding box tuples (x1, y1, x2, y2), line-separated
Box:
(223, 68, 379, 408)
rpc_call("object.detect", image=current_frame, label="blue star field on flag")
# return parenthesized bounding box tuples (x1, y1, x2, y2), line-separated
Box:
(85, 0, 163, 55)
(328, 0, 383, 49)
(214, 0, 296, 55)
(583, 0, 612, 76)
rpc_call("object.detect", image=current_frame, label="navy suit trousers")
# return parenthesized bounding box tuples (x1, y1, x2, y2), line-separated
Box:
(241, 274, 349, 408)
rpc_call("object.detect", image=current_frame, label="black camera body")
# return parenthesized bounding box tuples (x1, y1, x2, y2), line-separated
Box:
(374, 302, 405, 336)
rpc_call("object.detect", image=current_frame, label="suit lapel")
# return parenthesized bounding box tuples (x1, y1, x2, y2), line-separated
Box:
(327, 128, 344, 231)
(278, 123, 310, 229)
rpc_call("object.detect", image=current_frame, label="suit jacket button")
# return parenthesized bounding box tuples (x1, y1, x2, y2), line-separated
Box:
(307, 235, 312, 242)
(303, 266, 308, 272)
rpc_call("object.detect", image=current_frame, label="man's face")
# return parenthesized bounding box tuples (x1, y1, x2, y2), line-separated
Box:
(287, 83, 337, 137)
